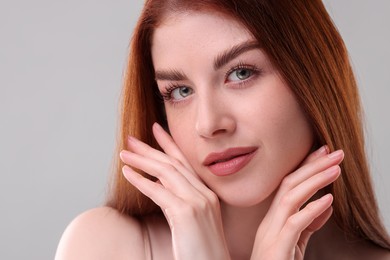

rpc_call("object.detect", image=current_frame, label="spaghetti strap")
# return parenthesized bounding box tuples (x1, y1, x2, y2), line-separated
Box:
(141, 219, 153, 260)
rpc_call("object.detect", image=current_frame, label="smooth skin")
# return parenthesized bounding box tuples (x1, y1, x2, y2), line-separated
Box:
(120, 124, 339, 260)
(55, 11, 390, 260)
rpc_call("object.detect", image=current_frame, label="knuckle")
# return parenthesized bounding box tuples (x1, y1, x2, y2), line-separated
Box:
(280, 175, 294, 190)
(279, 192, 294, 208)
(179, 203, 197, 216)
(161, 163, 176, 173)
(207, 192, 220, 206)
(169, 157, 181, 167)
(195, 197, 210, 211)
(285, 215, 300, 231)
(175, 198, 210, 217)
(304, 201, 320, 214)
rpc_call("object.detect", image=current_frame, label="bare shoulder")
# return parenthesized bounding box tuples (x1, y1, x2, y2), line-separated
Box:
(55, 207, 146, 260)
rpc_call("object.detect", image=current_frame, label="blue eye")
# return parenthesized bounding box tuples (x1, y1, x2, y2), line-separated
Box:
(161, 85, 194, 102)
(227, 67, 255, 82)
(171, 86, 193, 100)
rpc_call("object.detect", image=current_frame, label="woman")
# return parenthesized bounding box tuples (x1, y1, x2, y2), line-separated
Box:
(56, 0, 390, 259)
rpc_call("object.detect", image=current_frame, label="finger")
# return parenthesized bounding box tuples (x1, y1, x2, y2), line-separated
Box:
(279, 194, 333, 252)
(284, 165, 340, 213)
(122, 165, 182, 209)
(124, 126, 194, 179)
(276, 149, 344, 197)
(296, 206, 333, 256)
(300, 145, 329, 166)
(265, 164, 339, 237)
(306, 205, 333, 232)
(126, 132, 200, 184)
(126, 135, 171, 164)
(152, 122, 196, 176)
(258, 147, 336, 236)
(270, 165, 340, 233)
(120, 150, 194, 195)
(122, 133, 214, 199)
(152, 123, 214, 196)
(125, 134, 199, 182)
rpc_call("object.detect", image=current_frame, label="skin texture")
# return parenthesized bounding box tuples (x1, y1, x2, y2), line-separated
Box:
(120, 12, 338, 259)
(55, 11, 390, 260)
(152, 12, 314, 208)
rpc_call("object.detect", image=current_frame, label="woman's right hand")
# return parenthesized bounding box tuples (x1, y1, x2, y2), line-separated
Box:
(120, 123, 231, 260)
(250, 146, 344, 260)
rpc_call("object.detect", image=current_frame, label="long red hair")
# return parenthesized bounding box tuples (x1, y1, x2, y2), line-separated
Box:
(106, 0, 390, 249)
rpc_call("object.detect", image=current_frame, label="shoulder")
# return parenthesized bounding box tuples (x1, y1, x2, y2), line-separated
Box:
(55, 207, 147, 260)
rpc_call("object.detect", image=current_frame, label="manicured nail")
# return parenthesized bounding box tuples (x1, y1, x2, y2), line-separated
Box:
(122, 165, 132, 176)
(316, 145, 329, 156)
(324, 165, 340, 176)
(119, 150, 127, 161)
(328, 150, 344, 160)
(319, 193, 333, 202)
(127, 136, 138, 146)
(153, 122, 163, 132)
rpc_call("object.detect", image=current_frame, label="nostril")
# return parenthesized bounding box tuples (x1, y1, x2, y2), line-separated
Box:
(195, 102, 236, 138)
(212, 129, 228, 136)
(196, 118, 236, 139)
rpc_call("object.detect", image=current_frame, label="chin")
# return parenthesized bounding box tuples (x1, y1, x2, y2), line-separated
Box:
(216, 186, 275, 209)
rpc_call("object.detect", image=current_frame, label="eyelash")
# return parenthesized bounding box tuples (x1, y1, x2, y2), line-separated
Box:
(160, 83, 182, 102)
(159, 63, 262, 103)
(224, 63, 262, 86)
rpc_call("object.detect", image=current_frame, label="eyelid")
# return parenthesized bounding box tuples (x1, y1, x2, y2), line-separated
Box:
(224, 63, 261, 83)
(159, 62, 261, 103)
(159, 83, 178, 101)
(159, 83, 193, 104)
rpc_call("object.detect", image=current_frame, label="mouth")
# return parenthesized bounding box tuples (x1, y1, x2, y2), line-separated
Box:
(203, 147, 258, 176)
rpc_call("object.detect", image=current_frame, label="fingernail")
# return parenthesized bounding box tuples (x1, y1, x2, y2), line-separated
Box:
(127, 136, 138, 146)
(319, 193, 333, 202)
(119, 150, 128, 161)
(153, 122, 163, 132)
(324, 165, 340, 176)
(316, 145, 329, 155)
(122, 165, 132, 176)
(328, 150, 344, 160)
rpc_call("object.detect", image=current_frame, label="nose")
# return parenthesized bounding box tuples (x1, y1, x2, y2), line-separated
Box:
(195, 93, 236, 139)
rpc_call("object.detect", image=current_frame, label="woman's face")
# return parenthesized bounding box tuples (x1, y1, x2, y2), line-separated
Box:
(151, 11, 314, 207)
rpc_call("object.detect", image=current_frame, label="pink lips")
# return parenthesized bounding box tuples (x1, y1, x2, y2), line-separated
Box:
(203, 147, 258, 176)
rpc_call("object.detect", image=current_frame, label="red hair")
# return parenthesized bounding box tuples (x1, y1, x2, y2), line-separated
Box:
(106, 0, 390, 249)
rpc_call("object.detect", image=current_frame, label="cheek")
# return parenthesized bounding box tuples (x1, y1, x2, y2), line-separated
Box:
(245, 83, 314, 173)
(250, 80, 313, 146)
(264, 99, 314, 174)
(166, 111, 198, 158)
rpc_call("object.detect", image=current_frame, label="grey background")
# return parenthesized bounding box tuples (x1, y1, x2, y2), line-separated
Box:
(0, 1, 388, 259)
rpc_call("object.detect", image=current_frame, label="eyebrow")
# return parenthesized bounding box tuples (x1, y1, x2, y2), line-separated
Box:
(155, 69, 188, 81)
(154, 40, 261, 81)
(213, 40, 261, 70)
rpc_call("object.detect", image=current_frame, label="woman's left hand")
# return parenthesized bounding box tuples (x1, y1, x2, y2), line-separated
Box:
(119, 123, 231, 260)
(250, 146, 343, 260)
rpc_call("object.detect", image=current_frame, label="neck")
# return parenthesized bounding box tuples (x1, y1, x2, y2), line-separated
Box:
(220, 195, 273, 260)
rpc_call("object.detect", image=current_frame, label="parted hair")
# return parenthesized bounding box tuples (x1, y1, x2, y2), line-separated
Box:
(106, 0, 390, 249)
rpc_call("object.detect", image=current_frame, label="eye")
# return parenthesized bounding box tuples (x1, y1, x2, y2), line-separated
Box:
(171, 86, 193, 100)
(226, 67, 255, 82)
(161, 85, 194, 102)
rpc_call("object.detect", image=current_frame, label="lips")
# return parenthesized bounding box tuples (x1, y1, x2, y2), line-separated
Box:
(203, 147, 258, 176)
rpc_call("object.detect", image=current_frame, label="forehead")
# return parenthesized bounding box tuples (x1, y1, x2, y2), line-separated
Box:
(151, 11, 254, 68)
